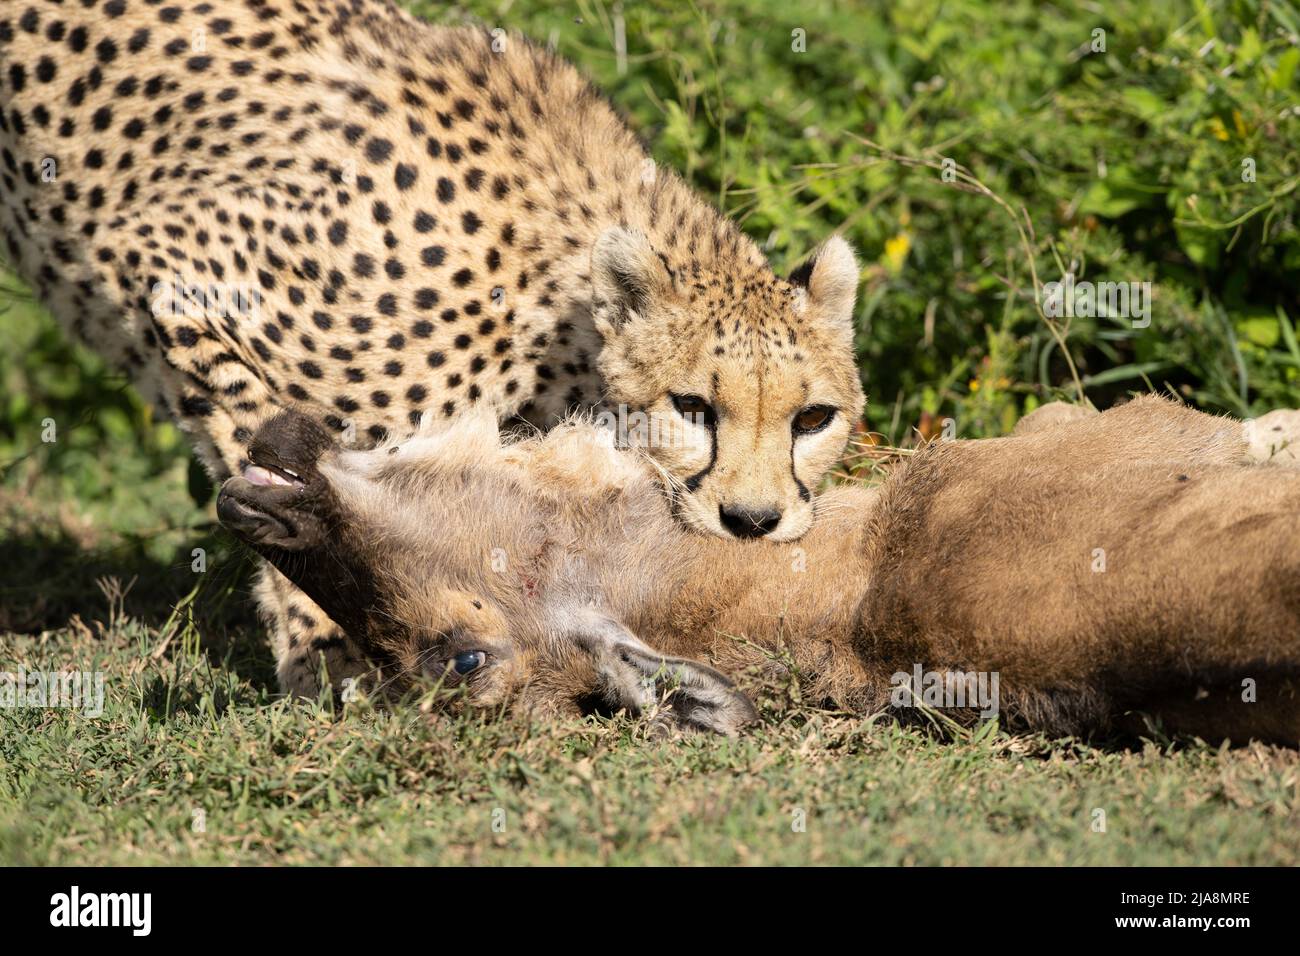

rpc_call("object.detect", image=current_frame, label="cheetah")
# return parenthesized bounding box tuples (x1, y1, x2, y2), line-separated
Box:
(0, 0, 864, 696)
(220, 398, 1300, 743)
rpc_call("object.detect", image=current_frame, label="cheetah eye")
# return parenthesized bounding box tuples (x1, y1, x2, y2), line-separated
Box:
(793, 405, 836, 435)
(671, 394, 716, 428)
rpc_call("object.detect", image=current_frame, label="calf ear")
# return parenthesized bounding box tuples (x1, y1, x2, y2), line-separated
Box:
(590, 227, 675, 336)
(788, 234, 859, 339)
(569, 614, 758, 735)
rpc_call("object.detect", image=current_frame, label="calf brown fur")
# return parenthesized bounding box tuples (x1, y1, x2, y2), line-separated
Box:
(217, 397, 1300, 744)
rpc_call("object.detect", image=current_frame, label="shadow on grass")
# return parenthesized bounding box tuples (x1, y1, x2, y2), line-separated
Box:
(0, 522, 277, 692)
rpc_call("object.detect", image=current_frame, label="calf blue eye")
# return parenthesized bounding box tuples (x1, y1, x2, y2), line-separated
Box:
(452, 651, 486, 675)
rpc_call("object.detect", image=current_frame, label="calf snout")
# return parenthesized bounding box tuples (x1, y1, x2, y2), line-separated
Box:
(246, 408, 336, 481)
(216, 409, 339, 552)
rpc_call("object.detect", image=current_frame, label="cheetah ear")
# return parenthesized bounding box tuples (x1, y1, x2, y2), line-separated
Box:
(590, 227, 674, 336)
(788, 234, 859, 333)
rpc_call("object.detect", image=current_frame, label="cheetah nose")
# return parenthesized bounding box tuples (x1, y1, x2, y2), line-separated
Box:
(719, 504, 782, 539)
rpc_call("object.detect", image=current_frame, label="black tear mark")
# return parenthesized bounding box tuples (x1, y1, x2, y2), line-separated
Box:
(684, 422, 718, 493)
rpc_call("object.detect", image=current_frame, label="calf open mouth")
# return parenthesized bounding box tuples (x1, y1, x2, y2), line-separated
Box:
(216, 488, 298, 546)
(216, 411, 335, 551)
(242, 461, 306, 489)
(216, 470, 311, 550)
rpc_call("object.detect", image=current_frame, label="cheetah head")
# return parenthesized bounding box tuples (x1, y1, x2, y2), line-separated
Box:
(589, 228, 864, 542)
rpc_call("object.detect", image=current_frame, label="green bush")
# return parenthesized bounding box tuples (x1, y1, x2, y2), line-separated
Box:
(414, 0, 1300, 438)
(3, 0, 1298, 506)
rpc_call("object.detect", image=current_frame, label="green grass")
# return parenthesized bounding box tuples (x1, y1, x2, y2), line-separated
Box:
(5, 614, 1299, 865)
(2, 479, 1297, 869)
(3, 0, 1300, 865)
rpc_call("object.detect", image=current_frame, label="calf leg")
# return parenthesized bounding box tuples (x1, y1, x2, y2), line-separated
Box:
(1011, 395, 1249, 466)
(1011, 401, 1097, 435)
(192, 405, 374, 701)
(1013, 395, 1300, 470)
(1246, 409, 1300, 467)
(255, 564, 376, 700)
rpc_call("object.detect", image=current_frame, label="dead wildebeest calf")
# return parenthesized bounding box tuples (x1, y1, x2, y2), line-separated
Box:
(216, 397, 1300, 744)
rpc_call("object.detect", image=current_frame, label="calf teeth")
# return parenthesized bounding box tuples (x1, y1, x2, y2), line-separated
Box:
(244, 465, 296, 488)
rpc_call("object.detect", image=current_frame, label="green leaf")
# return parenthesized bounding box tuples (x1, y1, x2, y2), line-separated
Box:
(1174, 220, 1219, 267)
(1271, 48, 1300, 91)
(1278, 307, 1300, 365)
(1235, 316, 1279, 349)
(1120, 87, 1166, 121)
(1082, 362, 1173, 388)
(1079, 180, 1144, 217)
(1235, 28, 1262, 70)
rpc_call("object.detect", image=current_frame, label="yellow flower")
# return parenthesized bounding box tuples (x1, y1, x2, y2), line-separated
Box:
(883, 233, 911, 275)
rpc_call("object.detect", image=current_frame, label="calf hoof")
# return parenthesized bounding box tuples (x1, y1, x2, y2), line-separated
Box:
(1247, 409, 1300, 467)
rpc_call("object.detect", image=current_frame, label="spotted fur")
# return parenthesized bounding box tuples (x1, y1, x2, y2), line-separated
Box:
(0, 0, 863, 695)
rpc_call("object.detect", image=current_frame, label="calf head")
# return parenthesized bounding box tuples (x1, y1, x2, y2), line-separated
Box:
(217, 409, 757, 733)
